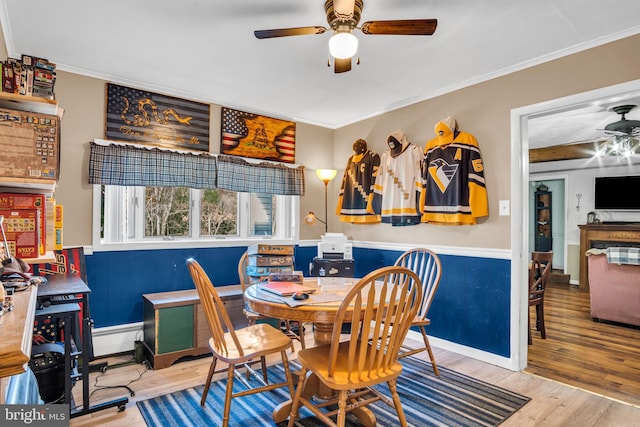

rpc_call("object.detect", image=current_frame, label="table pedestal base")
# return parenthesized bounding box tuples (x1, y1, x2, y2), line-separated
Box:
(272, 373, 375, 426)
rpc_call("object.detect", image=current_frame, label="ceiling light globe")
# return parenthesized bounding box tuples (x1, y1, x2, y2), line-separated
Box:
(329, 33, 358, 59)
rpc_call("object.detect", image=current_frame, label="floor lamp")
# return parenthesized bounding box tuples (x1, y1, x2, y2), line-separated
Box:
(304, 168, 337, 233)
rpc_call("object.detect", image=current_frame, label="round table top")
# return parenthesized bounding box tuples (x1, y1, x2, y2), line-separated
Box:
(245, 277, 364, 324)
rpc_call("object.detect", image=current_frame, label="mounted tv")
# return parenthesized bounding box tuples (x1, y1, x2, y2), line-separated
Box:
(594, 175, 640, 210)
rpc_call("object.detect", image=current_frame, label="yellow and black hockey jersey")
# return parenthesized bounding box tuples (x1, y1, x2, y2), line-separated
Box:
(420, 122, 488, 225)
(336, 148, 381, 223)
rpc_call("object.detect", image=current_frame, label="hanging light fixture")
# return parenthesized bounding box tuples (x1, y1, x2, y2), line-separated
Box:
(593, 135, 639, 160)
(593, 104, 640, 161)
(328, 31, 358, 59)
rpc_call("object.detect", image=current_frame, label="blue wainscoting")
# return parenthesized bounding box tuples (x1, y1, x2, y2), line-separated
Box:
(85, 245, 511, 358)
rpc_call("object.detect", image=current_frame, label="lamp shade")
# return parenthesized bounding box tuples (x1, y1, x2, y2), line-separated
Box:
(304, 212, 318, 225)
(316, 169, 337, 183)
(328, 32, 358, 59)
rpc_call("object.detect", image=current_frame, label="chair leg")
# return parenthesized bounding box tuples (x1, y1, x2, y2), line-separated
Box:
(298, 322, 306, 350)
(528, 306, 533, 345)
(538, 303, 546, 339)
(419, 325, 438, 376)
(288, 367, 309, 427)
(281, 319, 296, 352)
(337, 389, 348, 426)
(200, 357, 218, 406)
(260, 356, 268, 383)
(281, 350, 295, 398)
(222, 364, 235, 427)
(388, 379, 408, 427)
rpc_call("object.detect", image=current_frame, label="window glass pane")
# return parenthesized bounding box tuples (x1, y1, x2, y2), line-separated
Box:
(249, 193, 274, 236)
(200, 189, 238, 236)
(145, 187, 190, 237)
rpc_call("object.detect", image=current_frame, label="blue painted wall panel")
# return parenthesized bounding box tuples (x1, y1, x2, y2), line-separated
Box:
(85, 246, 511, 357)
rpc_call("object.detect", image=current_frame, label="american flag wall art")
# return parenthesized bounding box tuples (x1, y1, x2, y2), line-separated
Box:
(105, 83, 210, 151)
(221, 107, 296, 163)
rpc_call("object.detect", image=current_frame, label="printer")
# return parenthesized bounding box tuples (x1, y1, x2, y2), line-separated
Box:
(312, 233, 354, 277)
(317, 233, 353, 260)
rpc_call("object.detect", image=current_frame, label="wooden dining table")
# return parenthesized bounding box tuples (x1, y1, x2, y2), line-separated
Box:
(244, 276, 378, 425)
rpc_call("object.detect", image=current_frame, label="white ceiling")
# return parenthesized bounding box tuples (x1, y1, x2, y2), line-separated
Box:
(1, 0, 640, 147)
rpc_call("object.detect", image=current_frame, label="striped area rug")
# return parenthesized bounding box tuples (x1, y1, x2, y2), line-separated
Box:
(137, 357, 529, 426)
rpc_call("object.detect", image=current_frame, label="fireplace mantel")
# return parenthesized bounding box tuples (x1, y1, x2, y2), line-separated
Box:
(578, 223, 640, 290)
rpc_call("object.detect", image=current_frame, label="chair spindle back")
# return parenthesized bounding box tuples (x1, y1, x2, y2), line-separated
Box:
(187, 258, 244, 358)
(328, 266, 421, 382)
(394, 248, 442, 321)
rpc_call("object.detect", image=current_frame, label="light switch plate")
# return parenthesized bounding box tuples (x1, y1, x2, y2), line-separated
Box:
(499, 200, 510, 216)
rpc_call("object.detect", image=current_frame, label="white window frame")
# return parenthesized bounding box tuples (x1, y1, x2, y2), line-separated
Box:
(92, 184, 300, 251)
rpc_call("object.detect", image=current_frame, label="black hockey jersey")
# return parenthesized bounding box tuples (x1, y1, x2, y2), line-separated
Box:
(420, 131, 488, 225)
(336, 149, 381, 223)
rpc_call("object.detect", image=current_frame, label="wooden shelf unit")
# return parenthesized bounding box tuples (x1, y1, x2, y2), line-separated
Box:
(0, 92, 59, 116)
(534, 190, 552, 252)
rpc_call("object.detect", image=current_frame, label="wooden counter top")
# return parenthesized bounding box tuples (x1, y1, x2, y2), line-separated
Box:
(0, 285, 38, 378)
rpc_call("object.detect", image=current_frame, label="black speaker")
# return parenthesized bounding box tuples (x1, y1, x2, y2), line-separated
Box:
(30, 342, 66, 403)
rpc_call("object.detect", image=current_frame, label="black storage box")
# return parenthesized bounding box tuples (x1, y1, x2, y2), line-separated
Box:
(311, 257, 354, 278)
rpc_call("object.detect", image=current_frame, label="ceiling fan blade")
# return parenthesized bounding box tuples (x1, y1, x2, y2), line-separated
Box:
(361, 19, 438, 35)
(254, 26, 327, 39)
(334, 57, 351, 73)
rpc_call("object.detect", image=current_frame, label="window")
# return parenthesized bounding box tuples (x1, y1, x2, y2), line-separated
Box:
(94, 185, 298, 248)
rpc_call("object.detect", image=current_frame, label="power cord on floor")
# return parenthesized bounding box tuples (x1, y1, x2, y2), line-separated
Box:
(89, 359, 151, 398)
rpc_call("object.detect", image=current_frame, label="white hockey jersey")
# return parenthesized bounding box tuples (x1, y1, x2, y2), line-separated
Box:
(371, 131, 422, 226)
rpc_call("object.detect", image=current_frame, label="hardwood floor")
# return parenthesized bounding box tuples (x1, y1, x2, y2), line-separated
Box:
(70, 298, 640, 427)
(526, 281, 640, 407)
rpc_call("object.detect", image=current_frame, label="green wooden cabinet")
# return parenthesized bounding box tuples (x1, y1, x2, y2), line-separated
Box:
(142, 286, 244, 369)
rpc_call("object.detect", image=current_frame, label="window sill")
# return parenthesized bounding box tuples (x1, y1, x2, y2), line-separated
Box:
(91, 237, 296, 252)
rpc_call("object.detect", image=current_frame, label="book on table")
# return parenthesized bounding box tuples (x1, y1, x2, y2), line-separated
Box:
(259, 281, 316, 297)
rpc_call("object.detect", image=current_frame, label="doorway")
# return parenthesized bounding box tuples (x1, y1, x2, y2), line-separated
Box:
(528, 177, 566, 272)
(510, 78, 640, 371)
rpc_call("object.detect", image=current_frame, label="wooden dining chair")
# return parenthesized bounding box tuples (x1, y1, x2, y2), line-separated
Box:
(187, 258, 295, 427)
(528, 251, 553, 345)
(393, 248, 442, 375)
(238, 251, 305, 350)
(287, 266, 422, 427)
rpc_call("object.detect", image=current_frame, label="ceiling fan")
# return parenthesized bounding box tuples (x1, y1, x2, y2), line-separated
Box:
(602, 105, 640, 136)
(254, 0, 438, 73)
(595, 104, 640, 159)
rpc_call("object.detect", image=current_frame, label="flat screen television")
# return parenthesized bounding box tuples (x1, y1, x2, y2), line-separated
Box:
(594, 175, 640, 210)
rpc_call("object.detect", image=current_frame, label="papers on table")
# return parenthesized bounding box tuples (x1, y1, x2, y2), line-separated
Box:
(259, 281, 316, 296)
(284, 292, 346, 307)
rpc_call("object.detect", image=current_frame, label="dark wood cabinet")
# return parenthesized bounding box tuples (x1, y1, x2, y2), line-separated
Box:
(534, 190, 552, 252)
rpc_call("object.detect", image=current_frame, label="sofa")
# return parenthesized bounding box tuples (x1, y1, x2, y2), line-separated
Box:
(587, 249, 640, 327)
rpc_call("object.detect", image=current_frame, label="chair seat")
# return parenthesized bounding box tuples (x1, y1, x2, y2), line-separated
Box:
(297, 341, 403, 390)
(211, 323, 292, 363)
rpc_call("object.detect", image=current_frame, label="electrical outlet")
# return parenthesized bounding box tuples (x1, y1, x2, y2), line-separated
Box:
(499, 200, 510, 216)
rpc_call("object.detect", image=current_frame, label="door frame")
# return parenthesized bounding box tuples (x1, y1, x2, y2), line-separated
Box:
(510, 78, 640, 370)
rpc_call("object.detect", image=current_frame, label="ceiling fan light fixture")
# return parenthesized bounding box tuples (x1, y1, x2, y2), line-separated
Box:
(329, 32, 358, 59)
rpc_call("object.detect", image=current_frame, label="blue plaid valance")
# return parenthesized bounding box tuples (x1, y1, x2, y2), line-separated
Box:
(88, 141, 305, 195)
(217, 155, 305, 196)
